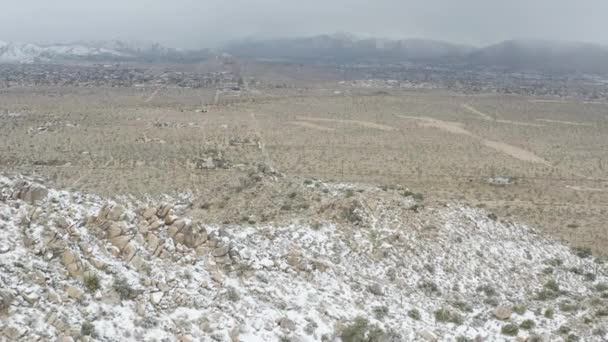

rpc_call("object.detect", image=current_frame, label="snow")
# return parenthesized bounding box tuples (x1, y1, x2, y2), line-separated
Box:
(0, 41, 131, 63)
(0, 174, 606, 341)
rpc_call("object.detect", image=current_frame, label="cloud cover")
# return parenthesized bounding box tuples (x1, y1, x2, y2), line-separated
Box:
(1, 0, 607, 48)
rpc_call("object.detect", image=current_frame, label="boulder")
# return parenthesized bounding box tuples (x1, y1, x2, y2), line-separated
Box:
(20, 184, 48, 205)
(493, 306, 512, 320)
(142, 207, 157, 220)
(108, 205, 126, 221)
(417, 329, 438, 342)
(62, 250, 76, 265)
(157, 204, 173, 219)
(66, 287, 83, 300)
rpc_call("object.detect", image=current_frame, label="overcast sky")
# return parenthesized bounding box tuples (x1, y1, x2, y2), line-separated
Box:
(1, 0, 607, 48)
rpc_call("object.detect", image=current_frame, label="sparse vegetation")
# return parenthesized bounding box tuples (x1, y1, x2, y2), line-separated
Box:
(113, 277, 137, 301)
(512, 304, 526, 315)
(501, 323, 519, 336)
(84, 273, 101, 293)
(574, 247, 593, 259)
(81, 321, 96, 337)
(339, 317, 391, 342)
(434, 307, 464, 325)
(407, 308, 421, 320)
(418, 280, 440, 294)
(373, 305, 389, 320)
(520, 319, 535, 330)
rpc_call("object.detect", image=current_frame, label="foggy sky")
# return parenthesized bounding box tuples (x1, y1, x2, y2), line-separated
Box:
(1, 0, 607, 48)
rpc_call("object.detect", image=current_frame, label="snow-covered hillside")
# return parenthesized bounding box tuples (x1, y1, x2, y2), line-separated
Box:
(0, 174, 606, 341)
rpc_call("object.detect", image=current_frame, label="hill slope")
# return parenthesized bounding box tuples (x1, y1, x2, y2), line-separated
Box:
(1, 173, 606, 341)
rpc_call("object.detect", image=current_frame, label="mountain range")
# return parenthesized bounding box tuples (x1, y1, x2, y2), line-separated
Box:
(2, 36, 608, 73)
(225, 35, 608, 73)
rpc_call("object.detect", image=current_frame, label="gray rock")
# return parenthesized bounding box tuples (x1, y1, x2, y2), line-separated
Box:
(417, 329, 438, 341)
(279, 318, 296, 331)
(493, 305, 512, 320)
(213, 244, 230, 257)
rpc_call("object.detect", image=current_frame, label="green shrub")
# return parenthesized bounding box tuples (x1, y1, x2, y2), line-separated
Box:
(84, 273, 101, 293)
(434, 308, 463, 325)
(559, 300, 579, 312)
(501, 323, 519, 336)
(544, 279, 560, 292)
(544, 308, 554, 319)
(407, 309, 421, 320)
(373, 305, 389, 320)
(566, 334, 580, 342)
(546, 258, 563, 267)
(418, 280, 440, 294)
(520, 319, 535, 330)
(595, 283, 608, 292)
(476, 284, 497, 297)
(340, 317, 390, 342)
(81, 321, 96, 337)
(573, 247, 592, 259)
(113, 277, 137, 301)
(512, 304, 526, 315)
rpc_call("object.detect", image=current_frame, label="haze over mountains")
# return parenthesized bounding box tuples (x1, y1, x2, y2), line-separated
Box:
(2, 35, 608, 73)
(226, 35, 608, 73)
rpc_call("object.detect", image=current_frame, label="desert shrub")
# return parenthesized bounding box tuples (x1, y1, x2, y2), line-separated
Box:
(545, 279, 560, 292)
(558, 325, 571, 334)
(566, 334, 580, 342)
(340, 317, 390, 342)
(584, 272, 596, 282)
(412, 193, 424, 201)
(84, 273, 101, 293)
(520, 319, 535, 330)
(476, 284, 497, 297)
(596, 283, 608, 292)
(434, 308, 463, 325)
(342, 203, 363, 224)
(373, 306, 389, 320)
(450, 300, 473, 312)
(304, 320, 318, 335)
(596, 308, 608, 317)
(573, 247, 592, 259)
(0, 291, 14, 314)
(544, 308, 554, 319)
(455, 337, 472, 342)
(559, 300, 579, 312)
(569, 267, 584, 275)
(535, 279, 561, 300)
(512, 304, 527, 315)
(418, 280, 440, 295)
(226, 287, 240, 302)
(408, 308, 421, 320)
(542, 267, 554, 274)
(81, 321, 96, 337)
(501, 323, 519, 336)
(546, 258, 563, 267)
(113, 277, 137, 301)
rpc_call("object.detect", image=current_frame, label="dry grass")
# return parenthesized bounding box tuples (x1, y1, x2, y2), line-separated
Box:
(1, 83, 607, 253)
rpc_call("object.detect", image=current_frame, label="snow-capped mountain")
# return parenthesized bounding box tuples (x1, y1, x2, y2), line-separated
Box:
(0, 41, 131, 63)
(0, 40, 211, 64)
